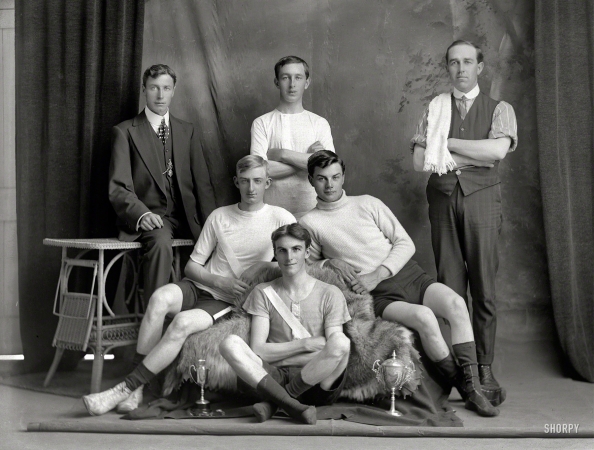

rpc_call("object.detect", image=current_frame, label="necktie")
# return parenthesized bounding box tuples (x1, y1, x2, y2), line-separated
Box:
(158, 118, 173, 177)
(459, 96, 468, 120)
(158, 118, 169, 146)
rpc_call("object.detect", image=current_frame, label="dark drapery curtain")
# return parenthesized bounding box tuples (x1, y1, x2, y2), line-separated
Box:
(535, 0, 594, 381)
(15, 0, 145, 372)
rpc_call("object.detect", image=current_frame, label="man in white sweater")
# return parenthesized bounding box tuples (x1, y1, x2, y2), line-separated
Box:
(299, 150, 499, 417)
(250, 56, 335, 218)
(83, 156, 295, 416)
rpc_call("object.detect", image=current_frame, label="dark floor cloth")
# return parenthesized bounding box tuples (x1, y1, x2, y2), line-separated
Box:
(122, 354, 462, 427)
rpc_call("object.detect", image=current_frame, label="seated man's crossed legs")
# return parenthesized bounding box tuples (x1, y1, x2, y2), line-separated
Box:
(83, 281, 230, 416)
(372, 261, 500, 417)
(219, 332, 350, 424)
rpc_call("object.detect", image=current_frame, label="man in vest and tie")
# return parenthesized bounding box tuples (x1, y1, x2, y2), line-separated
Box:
(411, 40, 518, 407)
(109, 64, 216, 307)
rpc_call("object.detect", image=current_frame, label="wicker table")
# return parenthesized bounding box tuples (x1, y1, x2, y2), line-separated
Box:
(42, 238, 194, 393)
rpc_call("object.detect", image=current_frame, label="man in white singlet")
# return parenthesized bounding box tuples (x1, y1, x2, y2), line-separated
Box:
(250, 56, 335, 218)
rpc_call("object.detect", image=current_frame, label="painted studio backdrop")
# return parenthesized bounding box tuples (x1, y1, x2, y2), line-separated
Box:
(142, 1, 547, 349)
(16, 0, 592, 381)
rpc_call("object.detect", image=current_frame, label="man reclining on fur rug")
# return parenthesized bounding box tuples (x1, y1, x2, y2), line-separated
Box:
(299, 150, 499, 417)
(219, 223, 351, 424)
(83, 155, 295, 416)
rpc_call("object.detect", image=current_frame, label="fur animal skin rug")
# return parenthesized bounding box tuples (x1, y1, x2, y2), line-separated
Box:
(162, 265, 421, 402)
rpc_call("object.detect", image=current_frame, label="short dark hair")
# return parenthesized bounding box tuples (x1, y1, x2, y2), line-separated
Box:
(271, 223, 312, 251)
(445, 40, 484, 64)
(274, 56, 310, 79)
(142, 64, 177, 87)
(307, 150, 345, 178)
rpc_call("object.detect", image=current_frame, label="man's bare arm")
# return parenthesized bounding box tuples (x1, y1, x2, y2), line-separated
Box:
(250, 315, 326, 363)
(412, 144, 426, 172)
(267, 147, 317, 171)
(451, 153, 495, 169)
(274, 351, 321, 367)
(267, 160, 299, 179)
(447, 137, 511, 161)
(275, 324, 344, 367)
(414, 143, 495, 171)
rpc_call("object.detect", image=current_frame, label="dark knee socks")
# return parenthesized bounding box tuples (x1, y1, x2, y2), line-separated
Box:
(132, 352, 145, 368)
(285, 371, 314, 398)
(252, 401, 278, 422)
(124, 363, 155, 391)
(256, 375, 316, 424)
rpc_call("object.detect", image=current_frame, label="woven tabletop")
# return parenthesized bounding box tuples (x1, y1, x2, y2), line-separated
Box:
(43, 238, 194, 250)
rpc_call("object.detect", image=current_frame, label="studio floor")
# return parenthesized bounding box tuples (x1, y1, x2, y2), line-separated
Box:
(2, 336, 593, 450)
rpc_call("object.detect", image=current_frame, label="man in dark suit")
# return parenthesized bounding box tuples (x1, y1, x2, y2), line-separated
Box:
(109, 64, 216, 306)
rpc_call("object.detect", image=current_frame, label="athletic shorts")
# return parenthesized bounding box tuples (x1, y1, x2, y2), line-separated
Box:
(174, 279, 233, 322)
(237, 360, 347, 407)
(372, 259, 436, 318)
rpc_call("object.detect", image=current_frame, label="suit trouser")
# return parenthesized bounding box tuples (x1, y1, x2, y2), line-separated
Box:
(137, 215, 192, 309)
(427, 182, 502, 365)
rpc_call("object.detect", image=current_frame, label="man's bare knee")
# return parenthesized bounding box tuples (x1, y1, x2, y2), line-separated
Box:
(326, 332, 351, 359)
(219, 335, 249, 362)
(412, 305, 440, 335)
(146, 284, 180, 317)
(445, 294, 470, 324)
(168, 312, 211, 341)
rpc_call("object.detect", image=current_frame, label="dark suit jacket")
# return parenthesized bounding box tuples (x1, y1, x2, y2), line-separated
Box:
(108, 110, 217, 241)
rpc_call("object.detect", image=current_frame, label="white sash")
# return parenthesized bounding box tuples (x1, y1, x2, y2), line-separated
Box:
(263, 286, 311, 340)
(213, 223, 244, 278)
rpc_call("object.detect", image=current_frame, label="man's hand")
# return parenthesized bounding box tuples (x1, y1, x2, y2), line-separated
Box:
(349, 266, 391, 295)
(325, 259, 361, 285)
(267, 148, 285, 162)
(216, 277, 250, 298)
(302, 336, 326, 352)
(307, 141, 325, 153)
(356, 272, 381, 293)
(139, 213, 164, 231)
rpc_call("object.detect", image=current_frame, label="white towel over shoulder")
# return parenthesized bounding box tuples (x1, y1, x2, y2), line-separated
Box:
(423, 93, 456, 175)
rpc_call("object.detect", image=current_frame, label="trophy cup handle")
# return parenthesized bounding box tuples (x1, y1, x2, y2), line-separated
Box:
(372, 359, 384, 385)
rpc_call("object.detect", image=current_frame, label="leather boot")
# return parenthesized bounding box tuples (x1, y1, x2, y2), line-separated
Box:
(460, 363, 499, 417)
(479, 364, 506, 407)
(434, 353, 467, 401)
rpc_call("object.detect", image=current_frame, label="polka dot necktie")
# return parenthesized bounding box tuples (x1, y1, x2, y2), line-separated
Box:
(158, 118, 169, 146)
(158, 118, 173, 177)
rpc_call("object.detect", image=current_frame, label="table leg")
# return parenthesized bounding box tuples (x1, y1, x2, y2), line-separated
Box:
(90, 347, 104, 394)
(43, 347, 65, 387)
(90, 249, 105, 394)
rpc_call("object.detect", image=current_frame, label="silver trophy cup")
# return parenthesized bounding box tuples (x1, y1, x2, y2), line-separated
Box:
(189, 359, 210, 415)
(372, 350, 415, 416)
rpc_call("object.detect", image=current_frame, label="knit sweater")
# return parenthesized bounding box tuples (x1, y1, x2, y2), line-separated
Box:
(299, 192, 416, 276)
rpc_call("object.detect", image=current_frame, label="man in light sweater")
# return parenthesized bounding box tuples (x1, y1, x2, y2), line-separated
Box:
(251, 56, 335, 218)
(300, 150, 499, 417)
(83, 156, 295, 416)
